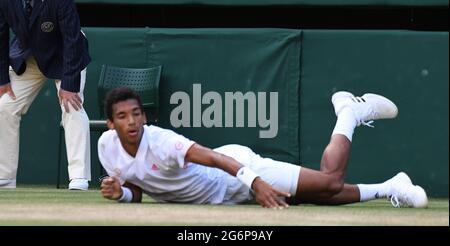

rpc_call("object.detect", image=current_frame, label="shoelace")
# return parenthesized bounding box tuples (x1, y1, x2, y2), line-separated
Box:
(351, 96, 376, 128)
(390, 195, 401, 208)
(389, 191, 413, 208)
(361, 120, 374, 128)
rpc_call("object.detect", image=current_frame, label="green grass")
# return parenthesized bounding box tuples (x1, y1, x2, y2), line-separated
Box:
(0, 186, 448, 226)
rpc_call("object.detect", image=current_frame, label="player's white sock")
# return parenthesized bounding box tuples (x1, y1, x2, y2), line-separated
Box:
(357, 183, 388, 202)
(332, 107, 357, 142)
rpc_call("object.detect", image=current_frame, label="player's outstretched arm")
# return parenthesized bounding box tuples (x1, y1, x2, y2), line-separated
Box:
(185, 143, 290, 209)
(251, 178, 291, 209)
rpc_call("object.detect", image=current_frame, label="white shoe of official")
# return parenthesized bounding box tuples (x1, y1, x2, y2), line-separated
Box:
(331, 91, 398, 127)
(68, 178, 89, 191)
(0, 179, 16, 188)
(384, 172, 428, 208)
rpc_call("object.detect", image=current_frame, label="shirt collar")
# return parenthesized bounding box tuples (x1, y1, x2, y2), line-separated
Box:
(117, 127, 148, 166)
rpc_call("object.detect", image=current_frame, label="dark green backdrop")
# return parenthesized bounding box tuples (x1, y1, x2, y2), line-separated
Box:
(16, 28, 448, 197)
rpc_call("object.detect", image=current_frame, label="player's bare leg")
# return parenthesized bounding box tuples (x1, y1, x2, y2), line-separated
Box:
(288, 91, 427, 208)
(293, 134, 360, 204)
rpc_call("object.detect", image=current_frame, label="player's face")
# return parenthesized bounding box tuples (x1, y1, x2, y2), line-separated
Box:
(108, 99, 147, 145)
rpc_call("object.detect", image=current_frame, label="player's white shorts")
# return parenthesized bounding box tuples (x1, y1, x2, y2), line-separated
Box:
(213, 144, 301, 204)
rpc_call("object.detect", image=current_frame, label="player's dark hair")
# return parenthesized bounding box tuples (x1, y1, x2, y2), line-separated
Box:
(104, 87, 144, 121)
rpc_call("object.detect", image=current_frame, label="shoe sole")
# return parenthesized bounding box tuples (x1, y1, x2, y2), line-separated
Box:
(0, 180, 17, 188)
(361, 93, 398, 119)
(0, 185, 16, 188)
(69, 187, 88, 191)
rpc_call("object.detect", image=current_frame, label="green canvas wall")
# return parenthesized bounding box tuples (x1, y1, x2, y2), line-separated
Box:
(15, 28, 448, 197)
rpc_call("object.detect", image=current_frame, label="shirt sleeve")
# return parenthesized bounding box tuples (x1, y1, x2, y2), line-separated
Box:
(57, 0, 85, 92)
(97, 130, 124, 184)
(147, 126, 195, 171)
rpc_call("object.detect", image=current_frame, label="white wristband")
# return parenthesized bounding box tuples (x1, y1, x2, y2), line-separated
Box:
(118, 186, 133, 203)
(236, 166, 259, 189)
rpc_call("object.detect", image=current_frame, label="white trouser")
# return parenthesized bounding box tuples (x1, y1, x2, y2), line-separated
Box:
(215, 144, 301, 204)
(0, 57, 91, 182)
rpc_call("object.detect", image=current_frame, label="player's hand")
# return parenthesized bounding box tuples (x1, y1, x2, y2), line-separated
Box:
(100, 176, 122, 200)
(252, 177, 291, 209)
(58, 88, 82, 113)
(0, 83, 16, 100)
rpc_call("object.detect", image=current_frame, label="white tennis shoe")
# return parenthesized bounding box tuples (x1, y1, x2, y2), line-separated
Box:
(0, 179, 16, 188)
(384, 172, 428, 208)
(68, 178, 89, 191)
(331, 91, 398, 127)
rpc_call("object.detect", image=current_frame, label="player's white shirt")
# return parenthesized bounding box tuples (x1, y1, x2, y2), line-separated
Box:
(98, 125, 231, 204)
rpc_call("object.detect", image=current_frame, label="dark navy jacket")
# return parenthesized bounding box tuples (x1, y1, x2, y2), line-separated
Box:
(0, 0, 91, 92)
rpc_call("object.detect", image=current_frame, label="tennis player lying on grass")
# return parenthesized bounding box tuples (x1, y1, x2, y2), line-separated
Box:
(99, 87, 428, 209)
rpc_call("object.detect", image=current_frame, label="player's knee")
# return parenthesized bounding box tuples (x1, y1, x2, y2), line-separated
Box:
(324, 175, 344, 197)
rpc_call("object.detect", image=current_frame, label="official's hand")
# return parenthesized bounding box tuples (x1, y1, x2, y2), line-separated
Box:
(252, 177, 291, 209)
(100, 176, 123, 200)
(0, 84, 16, 100)
(58, 88, 82, 113)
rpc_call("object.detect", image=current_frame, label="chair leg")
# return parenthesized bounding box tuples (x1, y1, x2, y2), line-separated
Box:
(99, 163, 105, 177)
(57, 127, 63, 189)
